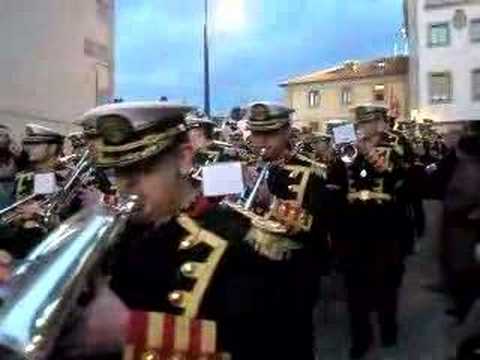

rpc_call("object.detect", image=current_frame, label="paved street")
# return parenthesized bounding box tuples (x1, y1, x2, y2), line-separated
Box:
(315, 201, 457, 360)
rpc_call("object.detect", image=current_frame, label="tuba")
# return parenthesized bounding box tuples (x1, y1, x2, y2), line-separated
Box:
(0, 195, 139, 360)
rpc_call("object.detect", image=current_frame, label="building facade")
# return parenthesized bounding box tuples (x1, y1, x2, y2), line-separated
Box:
(280, 56, 409, 131)
(0, 0, 115, 138)
(405, 0, 480, 124)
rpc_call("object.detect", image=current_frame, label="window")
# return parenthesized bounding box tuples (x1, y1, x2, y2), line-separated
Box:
(429, 72, 452, 103)
(470, 19, 480, 42)
(341, 87, 352, 105)
(307, 90, 321, 108)
(473, 70, 480, 101)
(373, 84, 385, 102)
(429, 23, 450, 47)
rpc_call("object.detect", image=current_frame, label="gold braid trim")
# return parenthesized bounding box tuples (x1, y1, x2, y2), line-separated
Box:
(99, 127, 184, 153)
(170, 214, 228, 318)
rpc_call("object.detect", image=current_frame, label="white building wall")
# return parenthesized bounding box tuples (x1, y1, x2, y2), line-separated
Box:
(0, 0, 114, 139)
(409, 0, 480, 123)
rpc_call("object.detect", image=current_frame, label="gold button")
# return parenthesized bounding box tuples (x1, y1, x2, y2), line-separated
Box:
(288, 185, 294, 191)
(179, 237, 193, 250)
(180, 262, 195, 277)
(142, 350, 159, 360)
(168, 291, 183, 306)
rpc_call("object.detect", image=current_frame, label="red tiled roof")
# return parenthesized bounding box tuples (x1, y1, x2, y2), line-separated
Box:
(279, 56, 409, 86)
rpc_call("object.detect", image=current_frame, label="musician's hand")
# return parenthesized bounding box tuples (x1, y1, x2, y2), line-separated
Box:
(84, 286, 129, 351)
(58, 286, 130, 358)
(79, 187, 103, 207)
(16, 201, 43, 222)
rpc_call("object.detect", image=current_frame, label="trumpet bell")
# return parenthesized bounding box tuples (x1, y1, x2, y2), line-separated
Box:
(339, 144, 358, 164)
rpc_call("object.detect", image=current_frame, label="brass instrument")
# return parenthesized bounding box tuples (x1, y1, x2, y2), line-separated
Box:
(191, 140, 257, 181)
(0, 150, 94, 227)
(0, 194, 40, 221)
(0, 194, 139, 360)
(223, 148, 311, 235)
(335, 142, 358, 165)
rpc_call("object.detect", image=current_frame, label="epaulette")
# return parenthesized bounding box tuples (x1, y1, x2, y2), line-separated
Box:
(167, 214, 228, 318)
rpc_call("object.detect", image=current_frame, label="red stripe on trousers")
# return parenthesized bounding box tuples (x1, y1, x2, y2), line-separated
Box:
(162, 313, 176, 351)
(127, 311, 148, 360)
(188, 319, 203, 354)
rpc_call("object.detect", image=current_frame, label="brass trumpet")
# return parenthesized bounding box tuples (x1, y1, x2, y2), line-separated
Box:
(0, 194, 40, 224)
(334, 142, 358, 164)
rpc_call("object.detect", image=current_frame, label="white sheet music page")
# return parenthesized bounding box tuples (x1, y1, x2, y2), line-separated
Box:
(202, 162, 244, 197)
(34, 172, 57, 194)
(333, 123, 357, 145)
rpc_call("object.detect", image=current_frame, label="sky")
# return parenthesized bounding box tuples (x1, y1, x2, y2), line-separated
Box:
(115, 0, 405, 114)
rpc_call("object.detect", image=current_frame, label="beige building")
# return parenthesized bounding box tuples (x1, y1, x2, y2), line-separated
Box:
(405, 0, 480, 126)
(0, 0, 115, 138)
(280, 56, 409, 131)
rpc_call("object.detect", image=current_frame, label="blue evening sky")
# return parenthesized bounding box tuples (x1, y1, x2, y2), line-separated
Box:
(115, 0, 405, 114)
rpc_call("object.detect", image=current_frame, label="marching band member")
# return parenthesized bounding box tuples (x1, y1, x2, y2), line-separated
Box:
(336, 105, 417, 359)
(0, 125, 26, 208)
(244, 101, 346, 359)
(0, 124, 66, 258)
(185, 109, 217, 152)
(13, 124, 65, 200)
(311, 132, 333, 164)
(54, 101, 319, 360)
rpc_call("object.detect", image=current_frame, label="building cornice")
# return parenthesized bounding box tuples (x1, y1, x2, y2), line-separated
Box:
(425, 0, 480, 10)
(280, 73, 408, 88)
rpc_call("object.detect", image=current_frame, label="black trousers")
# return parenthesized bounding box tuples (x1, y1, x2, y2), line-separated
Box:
(344, 264, 404, 348)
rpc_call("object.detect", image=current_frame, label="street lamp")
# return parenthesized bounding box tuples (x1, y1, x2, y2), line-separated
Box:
(203, 0, 211, 117)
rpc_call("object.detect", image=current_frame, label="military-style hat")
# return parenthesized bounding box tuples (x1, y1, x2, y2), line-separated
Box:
(23, 124, 64, 145)
(0, 124, 10, 135)
(80, 101, 193, 168)
(395, 119, 416, 131)
(312, 132, 332, 143)
(185, 109, 216, 130)
(353, 104, 388, 123)
(246, 102, 294, 132)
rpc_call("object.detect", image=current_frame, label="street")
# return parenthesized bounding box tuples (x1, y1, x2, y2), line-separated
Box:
(315, 201, 458, 360)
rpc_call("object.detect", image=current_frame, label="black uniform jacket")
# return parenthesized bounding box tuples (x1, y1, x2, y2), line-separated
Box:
(109, 205, 314, 359)
(336, 131, 414, 272)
